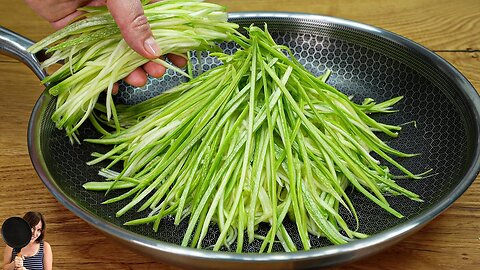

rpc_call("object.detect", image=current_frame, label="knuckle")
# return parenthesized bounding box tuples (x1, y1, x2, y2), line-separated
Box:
(130, 14, 150, 32)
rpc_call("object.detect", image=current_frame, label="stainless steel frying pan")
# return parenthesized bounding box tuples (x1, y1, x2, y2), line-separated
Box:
(1, 13, 479, 269)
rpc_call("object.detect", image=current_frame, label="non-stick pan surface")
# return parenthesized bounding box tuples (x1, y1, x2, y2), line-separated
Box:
(25, 13, 480, 269)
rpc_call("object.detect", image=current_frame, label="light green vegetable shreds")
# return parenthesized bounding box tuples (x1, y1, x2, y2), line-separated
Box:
(84, 26, 425, 252)
(27, 0, 238, 142)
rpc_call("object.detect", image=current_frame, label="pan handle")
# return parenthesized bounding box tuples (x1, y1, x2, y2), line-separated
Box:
(0, 27, 47, 81)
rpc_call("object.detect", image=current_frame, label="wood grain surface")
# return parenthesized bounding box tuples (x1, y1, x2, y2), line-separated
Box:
(0, 1, 479, 269)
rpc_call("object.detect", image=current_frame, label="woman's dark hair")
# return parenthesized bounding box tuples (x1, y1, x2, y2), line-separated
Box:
(22, 212, 46, 243)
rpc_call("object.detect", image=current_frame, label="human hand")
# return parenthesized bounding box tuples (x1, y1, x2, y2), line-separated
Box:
(13, 255, 23, 269)
(25, 0, 187, 89)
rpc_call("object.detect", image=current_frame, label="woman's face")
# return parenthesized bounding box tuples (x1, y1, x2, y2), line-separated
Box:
(31, 221, 42, 242)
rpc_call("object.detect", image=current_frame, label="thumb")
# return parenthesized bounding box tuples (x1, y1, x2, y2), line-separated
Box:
(106, 0, 160, 59)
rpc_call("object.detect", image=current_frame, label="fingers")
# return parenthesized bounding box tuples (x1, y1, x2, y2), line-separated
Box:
(112, 82, 119, 95)
(106, 0, 160, 59)
(122, 62, 167, 87)
(123, 67, 148, 87)
(106, 0, 168, 89)
(116, 54, 187, 89)
(167, 54, 188, 68)
(50, 10, 85, 29)
(14, 256, 23, 268)
(28, 0, 107, 29)
(143, 61, 167, 78)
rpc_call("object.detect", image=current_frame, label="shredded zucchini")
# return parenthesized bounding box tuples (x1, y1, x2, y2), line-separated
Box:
(83, 25, 427, 252)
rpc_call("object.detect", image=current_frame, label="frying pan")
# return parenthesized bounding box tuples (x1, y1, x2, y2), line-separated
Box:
(1, 217, 31, 256)
(1, 12, 479, 269)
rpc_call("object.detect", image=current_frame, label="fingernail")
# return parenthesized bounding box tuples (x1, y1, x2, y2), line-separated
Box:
(144, 36, 160, 57)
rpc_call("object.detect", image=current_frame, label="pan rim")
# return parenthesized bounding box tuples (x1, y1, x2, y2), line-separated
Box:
(27, 12, 480, 267)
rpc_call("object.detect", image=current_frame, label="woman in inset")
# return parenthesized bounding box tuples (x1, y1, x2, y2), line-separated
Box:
(2, 212, 52, 270)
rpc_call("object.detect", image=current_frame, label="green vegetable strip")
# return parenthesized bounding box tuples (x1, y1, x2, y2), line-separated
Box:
(261, 63, 279, 252)
(83, 25, 426, 252)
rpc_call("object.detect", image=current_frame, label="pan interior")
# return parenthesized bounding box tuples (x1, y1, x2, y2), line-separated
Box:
(36, 17, 475, 252)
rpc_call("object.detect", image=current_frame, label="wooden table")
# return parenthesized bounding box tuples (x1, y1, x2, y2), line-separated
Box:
(0, 0, 478, 269)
